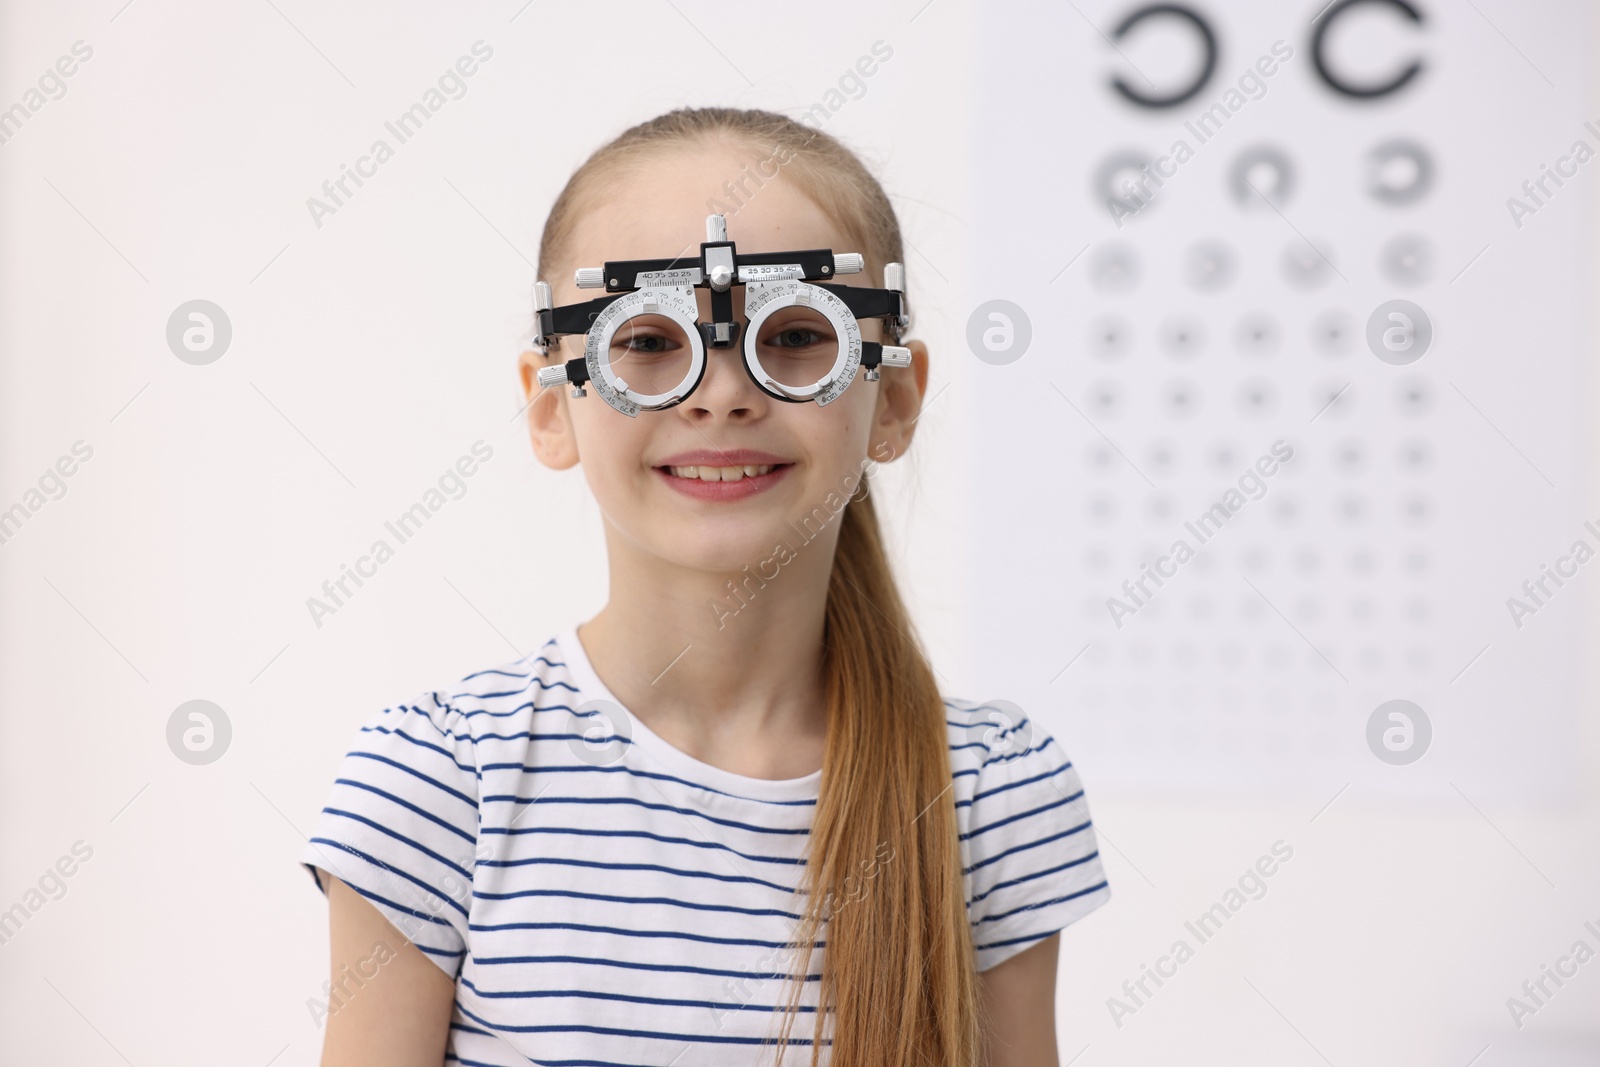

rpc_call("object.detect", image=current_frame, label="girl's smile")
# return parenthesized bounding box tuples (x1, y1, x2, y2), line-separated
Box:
(652, 446, 795, 502)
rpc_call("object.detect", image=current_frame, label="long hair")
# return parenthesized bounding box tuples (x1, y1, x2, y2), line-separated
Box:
(533, 107, 981, 1067)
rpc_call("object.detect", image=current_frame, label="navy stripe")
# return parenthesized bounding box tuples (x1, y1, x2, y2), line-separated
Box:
(958, 759, 1074, 810)
(453, 677, 581, 703)
(414, 942, 458, 958)
(332, 778, 477, 844)
(308, 855, 458, 931)
(454, 998, 823, 1044)
(361, 722, 478, 777)
(952, 715, 1037, 754)
(460, 655, 565, 682)
(472, 886, 804, 921)
(476, 855, 798, 895)
(469, 952, 823, 982)
(459, 973, 818, 1013)
(310, 838, 470, 918)
(963, 819, 1094, 876)
(963, 787, 1085, 841)
(979, 733, 1059, 768)
(967, 850, 1102, 908)
(972, 879, 1112, 925)
(468, 919, 825, 951)
(974, 928, 1057, 953)
(347, 750, 478, 809)
(480, 824, 807, 867)
(479, 793, 810, 836)
(320, 808, 475, 879)
(972, 883, 1111, 950)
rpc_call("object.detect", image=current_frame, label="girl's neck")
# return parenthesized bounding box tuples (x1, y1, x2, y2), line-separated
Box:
(574, 527, 836, 780)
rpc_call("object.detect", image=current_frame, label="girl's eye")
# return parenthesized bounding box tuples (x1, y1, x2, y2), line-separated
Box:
(619, 333, 677, 355)
(766, 326, 830, 348)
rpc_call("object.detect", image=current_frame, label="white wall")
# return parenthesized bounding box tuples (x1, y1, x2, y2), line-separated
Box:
(0, 1, 1594, 1064)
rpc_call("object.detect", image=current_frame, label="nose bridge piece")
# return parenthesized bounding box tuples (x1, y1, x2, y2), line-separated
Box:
(686, 332, 761, 412)
(695, 282, 747, 350)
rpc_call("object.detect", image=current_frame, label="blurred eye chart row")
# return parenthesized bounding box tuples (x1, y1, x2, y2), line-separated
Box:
(967, 0, 1591, 803)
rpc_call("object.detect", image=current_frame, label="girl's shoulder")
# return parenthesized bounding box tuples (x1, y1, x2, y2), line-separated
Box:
(298, 636, 582, 981)
(940, 695, 1072, 788)
(432, 638, 583, 732)
(940, 695, 1112, 970)
(940, 694, 1087, 829)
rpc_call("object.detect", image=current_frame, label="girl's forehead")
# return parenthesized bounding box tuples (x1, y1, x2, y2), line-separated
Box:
(571, 166, 849, 264)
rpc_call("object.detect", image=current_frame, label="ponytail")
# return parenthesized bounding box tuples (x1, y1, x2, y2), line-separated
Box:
(770, 481, 981, 1066)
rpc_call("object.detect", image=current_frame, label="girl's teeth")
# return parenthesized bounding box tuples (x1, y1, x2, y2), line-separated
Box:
(668, 464, 775, 481)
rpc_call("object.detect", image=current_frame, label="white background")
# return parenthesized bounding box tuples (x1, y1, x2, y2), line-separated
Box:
(0, 1, 1596, 1064)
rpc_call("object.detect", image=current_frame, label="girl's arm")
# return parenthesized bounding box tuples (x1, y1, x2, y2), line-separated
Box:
(318, 874, 457, 1066)
(978, 933, 1062, 1067)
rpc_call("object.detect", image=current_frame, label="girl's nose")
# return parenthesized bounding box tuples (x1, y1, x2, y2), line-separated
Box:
(685, 340, 761, 416)
(683, 288, 760, 414)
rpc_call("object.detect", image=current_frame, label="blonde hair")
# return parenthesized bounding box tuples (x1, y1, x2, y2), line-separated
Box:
(535, 107, 980, 1067)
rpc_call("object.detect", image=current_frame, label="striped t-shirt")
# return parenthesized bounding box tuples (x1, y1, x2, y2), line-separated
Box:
(300, 624, 1111, 1065)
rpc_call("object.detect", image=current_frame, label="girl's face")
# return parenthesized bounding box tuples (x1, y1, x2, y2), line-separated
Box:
(519, 141, 928, 575)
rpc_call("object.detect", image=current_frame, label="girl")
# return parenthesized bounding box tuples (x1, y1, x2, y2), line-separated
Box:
(302, 107, 1111, 1067)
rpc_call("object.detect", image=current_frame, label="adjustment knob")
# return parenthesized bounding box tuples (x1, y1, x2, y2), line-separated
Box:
(833, 253, 864, 275)
(575, 267, 606, 289)
(536, 364, 569, 389)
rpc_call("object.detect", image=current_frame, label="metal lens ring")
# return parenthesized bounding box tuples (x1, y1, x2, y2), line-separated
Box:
(584, 286, 706, 416)
(741, 281, 861, 405)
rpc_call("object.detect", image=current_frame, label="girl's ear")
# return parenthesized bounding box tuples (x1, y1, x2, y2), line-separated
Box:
(869, 338, 929, 463)
(517, 349, 581, 470)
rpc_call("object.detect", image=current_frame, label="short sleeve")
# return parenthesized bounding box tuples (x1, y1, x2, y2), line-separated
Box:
(300, 690, 480, 979)
(963, 717, 1111, 972)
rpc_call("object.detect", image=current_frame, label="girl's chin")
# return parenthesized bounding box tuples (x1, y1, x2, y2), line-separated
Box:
(636, 526, 814, 577)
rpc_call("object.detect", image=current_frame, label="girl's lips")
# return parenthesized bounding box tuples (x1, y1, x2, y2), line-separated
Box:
(654, 449, 790, 467)
(654, 463, 793, 501)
